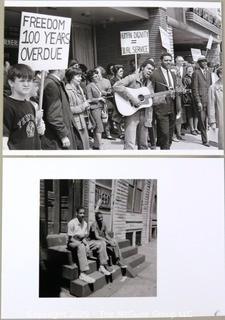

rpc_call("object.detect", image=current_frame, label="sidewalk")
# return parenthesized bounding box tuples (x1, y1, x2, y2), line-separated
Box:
(100, 131, 218, 150)
(89, 239, 157, 297)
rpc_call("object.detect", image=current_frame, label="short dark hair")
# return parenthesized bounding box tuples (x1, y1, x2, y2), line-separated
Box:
(7, 63, 34, 81)
(65, 67, 82, 83)
(95, 211, 102, 218)
(77, 206, 85, 213)
(140, 59, 155, 70)
(112, 64, 124, 76)
(106, 63, 115, 75)
(69, 59, 79, 68)
(86, 69, 98, 82)
(160, 52, 172, 61)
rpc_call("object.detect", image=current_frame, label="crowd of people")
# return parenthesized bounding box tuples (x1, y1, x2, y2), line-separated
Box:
(3, 54, 223, 150)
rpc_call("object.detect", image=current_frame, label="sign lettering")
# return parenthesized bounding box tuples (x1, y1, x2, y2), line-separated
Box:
(18, 12, 71, 70)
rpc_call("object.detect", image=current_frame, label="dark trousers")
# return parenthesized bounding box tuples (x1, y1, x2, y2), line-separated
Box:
(197, 108, 208, 144)
(155, 112, 175, 150)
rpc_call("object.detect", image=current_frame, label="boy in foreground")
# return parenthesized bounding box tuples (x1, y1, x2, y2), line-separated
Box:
(3, 64, 41, 150)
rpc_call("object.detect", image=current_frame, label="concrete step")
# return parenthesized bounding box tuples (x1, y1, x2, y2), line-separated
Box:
(124, 253, 145, 269)
(47, 234, 67, 247)
(48, 245, 73, 265)
(132, 260, 150, 275)
(70, 266, 121, 297)
(121, 246, 138, 259)
(62, 260, 97, 280)
(118, 239, 131, 249)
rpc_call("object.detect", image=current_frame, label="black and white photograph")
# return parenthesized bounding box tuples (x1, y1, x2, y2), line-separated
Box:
(1, 157, 225, 318)
(40, 179, 157, 297)
(1, 1, 225, 319)
(3, 1, 223, 152)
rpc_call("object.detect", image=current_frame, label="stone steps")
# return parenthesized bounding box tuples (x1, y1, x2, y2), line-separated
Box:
(46, 235, 145, 297)
(70, 267, 121, 297)
(69, 253, 145, 297)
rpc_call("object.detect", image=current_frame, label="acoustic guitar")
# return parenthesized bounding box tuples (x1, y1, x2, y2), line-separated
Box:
(114, 87, 182, 116)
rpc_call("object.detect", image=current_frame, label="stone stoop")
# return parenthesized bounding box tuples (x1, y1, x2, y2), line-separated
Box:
(46, 235, 145, 297)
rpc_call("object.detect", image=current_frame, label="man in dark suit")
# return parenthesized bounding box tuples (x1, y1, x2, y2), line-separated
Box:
(192, 56, 212, 147)
(151, 53, 179, 150)
(42, 69, 82, 150)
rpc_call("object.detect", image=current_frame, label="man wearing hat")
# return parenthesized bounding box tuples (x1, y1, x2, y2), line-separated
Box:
(192, 55, 212, 147)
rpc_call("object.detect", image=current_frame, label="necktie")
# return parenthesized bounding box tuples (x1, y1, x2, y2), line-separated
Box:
(166, 70, 173, 89)
(203, 69, 207, 78)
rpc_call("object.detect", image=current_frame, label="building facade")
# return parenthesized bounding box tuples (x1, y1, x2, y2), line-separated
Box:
(5, 6, 222, 71)
(40, 179, 157, 250)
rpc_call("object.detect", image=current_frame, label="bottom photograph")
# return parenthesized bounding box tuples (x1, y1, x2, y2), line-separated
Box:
(39, 179, 157, 298)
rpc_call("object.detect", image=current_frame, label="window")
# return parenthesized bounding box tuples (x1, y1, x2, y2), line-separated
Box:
(95, 180, 112, 211)
(127, 180, 144, 213)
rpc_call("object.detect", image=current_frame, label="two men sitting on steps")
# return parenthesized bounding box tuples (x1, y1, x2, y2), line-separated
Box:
(67, 207, 126, 284)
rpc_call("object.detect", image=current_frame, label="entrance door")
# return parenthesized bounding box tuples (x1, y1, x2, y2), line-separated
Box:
(72, 23, 96, 69)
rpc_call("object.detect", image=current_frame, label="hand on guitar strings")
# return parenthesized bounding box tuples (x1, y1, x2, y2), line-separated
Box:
(130, 97, 142, 108)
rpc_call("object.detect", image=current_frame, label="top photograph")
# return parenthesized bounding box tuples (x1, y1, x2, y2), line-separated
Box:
(3, 1, 223, 153)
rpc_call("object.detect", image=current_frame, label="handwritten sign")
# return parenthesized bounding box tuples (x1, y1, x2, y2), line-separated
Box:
(206, 35, 213, 50)
(191, 48, 202, 62)
(120, 30, 149, 56)
(159, 27, 171, 52)
(18, 12, 71, 70)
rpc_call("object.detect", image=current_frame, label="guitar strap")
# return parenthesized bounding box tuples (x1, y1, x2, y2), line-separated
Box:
(154, 80, 170, 89)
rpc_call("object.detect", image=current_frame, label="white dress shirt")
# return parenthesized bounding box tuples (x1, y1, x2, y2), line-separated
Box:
(161, 66, 174, 89)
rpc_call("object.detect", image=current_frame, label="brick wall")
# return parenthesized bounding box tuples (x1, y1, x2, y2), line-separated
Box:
(96, 8, 168, 71)
(148, 8, 168, 64)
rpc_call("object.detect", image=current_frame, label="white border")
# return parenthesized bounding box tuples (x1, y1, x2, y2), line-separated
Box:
(3, 1, 223, 156)
(1, 157, 225, 318)
(4, 1, 222, 9)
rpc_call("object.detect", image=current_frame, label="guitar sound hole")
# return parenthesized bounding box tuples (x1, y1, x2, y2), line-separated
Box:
(138, 94, 145, 102)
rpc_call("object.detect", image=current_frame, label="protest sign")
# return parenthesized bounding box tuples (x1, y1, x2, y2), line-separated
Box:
(191, 48, 202, 62)
(120, 30, 149, 56)
(206, 34, 213, 50)
(159, 27, 171, 52)
(18, 12, 71, 71)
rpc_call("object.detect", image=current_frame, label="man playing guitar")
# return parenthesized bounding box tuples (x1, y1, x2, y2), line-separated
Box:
(113, 60, 155, 150)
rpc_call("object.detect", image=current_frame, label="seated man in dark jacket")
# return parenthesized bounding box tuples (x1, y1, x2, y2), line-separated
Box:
(89, 211, 127, 269)
(42, 69, 82, 150)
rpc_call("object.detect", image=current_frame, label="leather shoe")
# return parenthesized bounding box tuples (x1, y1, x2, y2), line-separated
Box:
(106, 135, 116, 140)
(203, 142, 210, 147)
(191, 130, 197, 136)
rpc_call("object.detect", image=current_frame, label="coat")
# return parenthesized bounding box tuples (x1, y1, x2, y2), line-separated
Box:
(151, 67, 179, 115)
(65, 83, 87, 131)
(42, 74, 82, 150)
(191, 68, 212, 107)
(208, 80, 223, 149)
